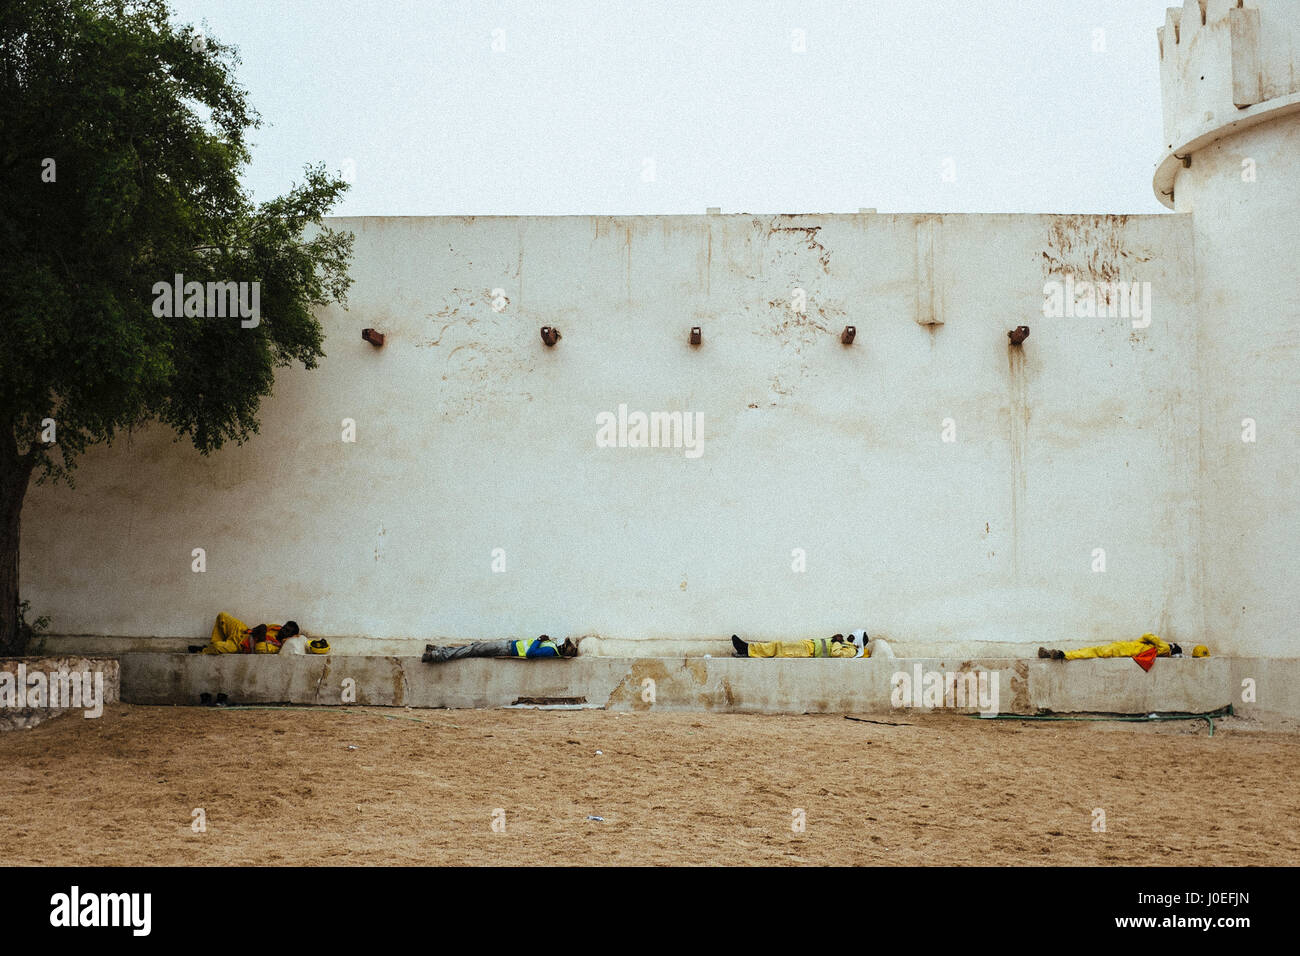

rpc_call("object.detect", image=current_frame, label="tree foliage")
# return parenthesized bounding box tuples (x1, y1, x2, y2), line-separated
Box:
(0, 0, 354, 650)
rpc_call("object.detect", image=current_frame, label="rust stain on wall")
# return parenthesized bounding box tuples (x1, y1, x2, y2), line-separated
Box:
(1010, 660, 1030, 714)
(766, 217, 832, 273)
(625, 225, 633, 302)
(606, 659, 672, 711)
(758, 291, 844, 402)
(1007, 345, 1030, 580)
(391, 665, 405, 705)
(1041, 215, 1153, 310)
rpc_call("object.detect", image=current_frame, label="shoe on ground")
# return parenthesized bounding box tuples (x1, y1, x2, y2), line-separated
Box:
(199, 692, 213, 706)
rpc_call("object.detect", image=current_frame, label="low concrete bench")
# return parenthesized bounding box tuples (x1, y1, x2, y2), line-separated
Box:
(119, 653, 1235, 716)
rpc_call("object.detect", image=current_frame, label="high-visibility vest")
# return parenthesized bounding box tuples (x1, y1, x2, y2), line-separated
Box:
(812, 638, 832, 658)
(513, 638, 558, 658)
(243, 624, 284, 653)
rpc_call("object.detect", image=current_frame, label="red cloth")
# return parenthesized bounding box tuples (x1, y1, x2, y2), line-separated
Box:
(1133, 646, 1158, 672)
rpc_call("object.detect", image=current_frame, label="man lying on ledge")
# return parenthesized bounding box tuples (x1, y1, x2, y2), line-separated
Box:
(195, 613, 330, 655)
(1036, 633, 1209, 661)
(422, 635, 579, 663)
(731, 632, 868, 659)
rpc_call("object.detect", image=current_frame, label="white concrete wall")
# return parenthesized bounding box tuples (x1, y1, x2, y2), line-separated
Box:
(1158, 0, 1300, 658)
(1172, 107, 1300, 659)
(21, 212, 1206, 654)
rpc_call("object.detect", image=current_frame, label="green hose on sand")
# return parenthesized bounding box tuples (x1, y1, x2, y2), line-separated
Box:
(968, 704, 1234, 737)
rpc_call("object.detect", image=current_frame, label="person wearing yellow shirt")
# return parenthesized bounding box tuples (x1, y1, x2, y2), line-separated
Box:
(731, 632, 866, 659)
(1037, 633, 1181, 661)
(198, 612, 300, 655)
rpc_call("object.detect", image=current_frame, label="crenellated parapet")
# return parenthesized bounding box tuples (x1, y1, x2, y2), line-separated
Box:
(1154, 0, 1300, 205)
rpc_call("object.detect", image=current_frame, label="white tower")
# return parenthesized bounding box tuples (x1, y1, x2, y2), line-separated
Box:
(1155, 0, 1300, 655)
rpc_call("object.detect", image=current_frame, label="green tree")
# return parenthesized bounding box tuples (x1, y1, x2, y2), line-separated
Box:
(0, 0, 354, 653)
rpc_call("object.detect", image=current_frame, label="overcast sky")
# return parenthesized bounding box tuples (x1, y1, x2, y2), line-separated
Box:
(167, 0, 1179, 216)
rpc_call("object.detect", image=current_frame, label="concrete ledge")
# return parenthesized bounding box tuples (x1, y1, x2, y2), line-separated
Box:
(1027, 657, 1227, 714)
(1227, 657, 1300, 720)
(120, 653, 1236, 716)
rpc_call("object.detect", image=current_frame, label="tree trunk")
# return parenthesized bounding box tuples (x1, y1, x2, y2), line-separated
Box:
(0, 426, 35, 657)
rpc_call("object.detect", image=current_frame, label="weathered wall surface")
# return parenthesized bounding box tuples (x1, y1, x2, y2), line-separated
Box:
(21, 212, 1203, 653)
(1170, 118, 1300, 660)
(1157, 0, 1300, 658)
(118, 653, 1234, 718)
(1157, 0, 1300, 159)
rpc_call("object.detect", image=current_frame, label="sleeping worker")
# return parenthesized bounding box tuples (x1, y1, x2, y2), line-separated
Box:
(422, 635, 578, 663)
(1036, 633, 1206, 661)
(197, 612, 329, 655)
(731, 632, 868, 659)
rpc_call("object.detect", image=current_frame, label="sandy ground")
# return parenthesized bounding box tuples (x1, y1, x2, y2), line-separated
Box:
(0, 704, 1296, 866)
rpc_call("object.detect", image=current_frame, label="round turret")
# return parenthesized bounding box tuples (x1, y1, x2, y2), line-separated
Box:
(1154, 0, 1300, 656)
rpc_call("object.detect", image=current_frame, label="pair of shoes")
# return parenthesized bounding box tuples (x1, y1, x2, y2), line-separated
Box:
(1037, 647, 1065, 661)
(188, 645, 204, 654)
(731, 635, 748, 658)
(198, 692, 230, 707)
(421, 643, 436, 663)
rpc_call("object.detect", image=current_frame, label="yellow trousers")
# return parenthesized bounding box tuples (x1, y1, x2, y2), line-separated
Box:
(202, 612, 249, 654)
(1064, 633, 1171, 660)
(748, 639, 860, 659)
(201, 613, 283, 654)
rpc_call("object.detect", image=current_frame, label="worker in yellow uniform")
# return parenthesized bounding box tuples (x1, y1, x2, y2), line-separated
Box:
(731, 632, 866, 659)
(198, 612, 301, 654)
(1037, 633, 1181, 661)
